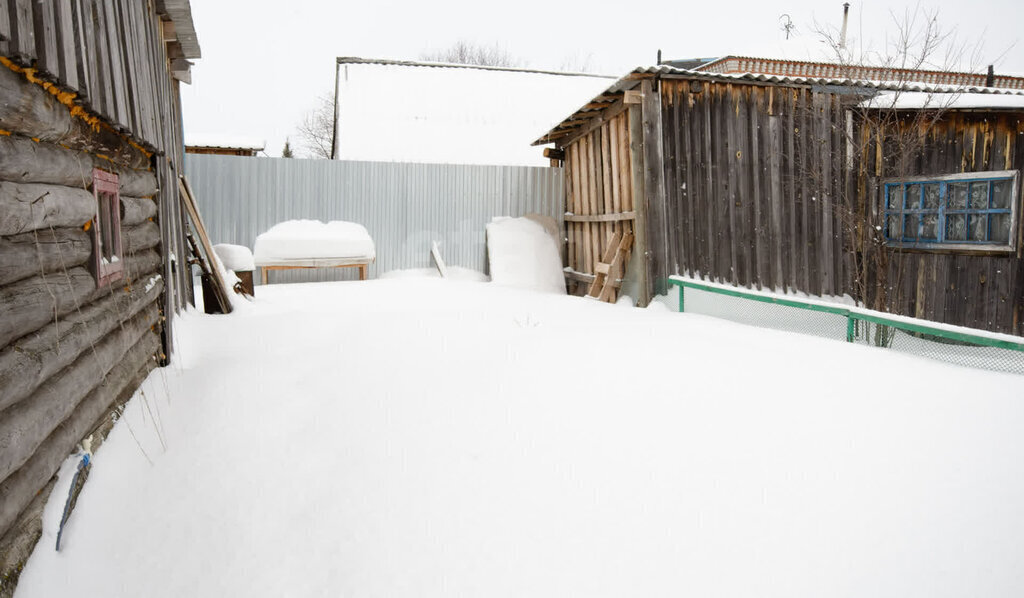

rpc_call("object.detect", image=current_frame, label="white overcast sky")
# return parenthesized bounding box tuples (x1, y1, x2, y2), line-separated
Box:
(180, 0, 1022, 158)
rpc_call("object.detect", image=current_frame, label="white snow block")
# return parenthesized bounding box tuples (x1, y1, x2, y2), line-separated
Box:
(213, 244, 255, 272)
(486, 215, 565, 294)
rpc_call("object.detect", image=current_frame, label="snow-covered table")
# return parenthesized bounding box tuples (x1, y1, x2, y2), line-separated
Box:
(253, 220, 376, 284)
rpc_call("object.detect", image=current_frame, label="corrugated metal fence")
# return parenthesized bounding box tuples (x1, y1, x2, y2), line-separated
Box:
(184, 155, 564, 282)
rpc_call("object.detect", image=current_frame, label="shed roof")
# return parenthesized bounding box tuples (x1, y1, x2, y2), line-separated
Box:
(534, 65, 1024, 146)
(333, 58, 615, 166)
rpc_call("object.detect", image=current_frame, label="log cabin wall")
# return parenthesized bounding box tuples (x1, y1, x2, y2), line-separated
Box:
(0, 0, 198, 585)
(859, 112, 1024, 335)
(656, 78, 852, 299)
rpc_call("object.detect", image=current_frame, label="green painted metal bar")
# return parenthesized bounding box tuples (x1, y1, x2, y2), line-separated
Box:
(849, 313, 1024, 353)
(667, 277, 1024, 353)
(678, 285, 685, 313)
(667, 279, 850, 316)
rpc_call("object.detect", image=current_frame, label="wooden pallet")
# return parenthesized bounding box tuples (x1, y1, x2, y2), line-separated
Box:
(587, 230, 634, 303)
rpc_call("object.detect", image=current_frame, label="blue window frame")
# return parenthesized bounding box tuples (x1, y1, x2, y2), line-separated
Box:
(883, 170, 1019, 251)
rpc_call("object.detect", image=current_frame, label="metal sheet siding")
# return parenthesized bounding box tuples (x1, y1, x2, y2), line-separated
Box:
(183, 155, 564, 283)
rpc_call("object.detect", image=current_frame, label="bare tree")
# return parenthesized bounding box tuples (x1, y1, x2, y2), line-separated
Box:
(419, 41, 522, 68)
(805, 8, 991, 343)
(296, 93, 335, 159)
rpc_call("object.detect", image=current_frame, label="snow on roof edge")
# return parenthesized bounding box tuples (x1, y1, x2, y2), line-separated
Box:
(336, 56, 617, 80)
(534, 65, 1024, 145)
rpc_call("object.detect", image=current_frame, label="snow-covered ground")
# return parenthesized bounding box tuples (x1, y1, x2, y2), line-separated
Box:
(15, 276, 1024, 597)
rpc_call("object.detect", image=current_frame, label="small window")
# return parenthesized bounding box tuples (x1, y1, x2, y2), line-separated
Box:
(883, 171, 1019, 251)
(90, 168, 123, 286)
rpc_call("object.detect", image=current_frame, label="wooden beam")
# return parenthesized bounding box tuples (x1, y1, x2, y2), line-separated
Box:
(641, 79, 669, 296)
(0, 227, 91, 286)
(179, 176, 233, 314)
(628, 98, 651, 306)
(564, 211, 636, 223)
(543, 147, 565, 161)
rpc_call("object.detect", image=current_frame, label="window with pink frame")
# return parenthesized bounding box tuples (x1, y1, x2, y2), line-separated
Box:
(90, 168, 123, 286)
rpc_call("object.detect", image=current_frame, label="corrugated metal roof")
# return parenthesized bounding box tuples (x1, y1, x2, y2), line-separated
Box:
(534, 65, 1024, 145)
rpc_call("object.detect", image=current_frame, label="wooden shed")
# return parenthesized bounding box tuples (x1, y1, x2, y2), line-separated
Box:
(536, 66, 1024, 336)
(0, 0, 199, 587)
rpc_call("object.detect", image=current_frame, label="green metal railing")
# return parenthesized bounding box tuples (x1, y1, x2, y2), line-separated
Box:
(668, 277, 1024, 375)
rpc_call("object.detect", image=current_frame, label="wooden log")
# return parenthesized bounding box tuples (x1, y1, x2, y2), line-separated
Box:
(122, 220, 160, 253)
(0, 64, 150, 169)
(120, 196, 157, 226)
(0, 180, 95, 236)
(0, 332, 158, 542)
(0, 266, 95, 348)
(0, 226, 91, 285)
(0, 276, 162, 411)
(0, 304, 158, 484)
(0, 61, 72, 139)
(564, 211, 636, 223)
(0, 135, 158, 195)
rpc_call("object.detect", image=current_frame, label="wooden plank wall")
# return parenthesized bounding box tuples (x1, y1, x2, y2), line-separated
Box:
(563, 109, 635, 295)
(862, 112, 1024, 335)
(658, 79, 849, 298)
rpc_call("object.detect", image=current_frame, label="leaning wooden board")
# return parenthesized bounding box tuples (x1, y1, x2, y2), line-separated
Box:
(178, 176, 233, 314)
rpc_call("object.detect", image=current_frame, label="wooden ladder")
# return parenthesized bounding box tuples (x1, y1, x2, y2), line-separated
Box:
(587, 230, 634, 303)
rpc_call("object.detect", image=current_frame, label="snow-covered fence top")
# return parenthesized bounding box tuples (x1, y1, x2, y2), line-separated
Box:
(183, 155, 564, 282)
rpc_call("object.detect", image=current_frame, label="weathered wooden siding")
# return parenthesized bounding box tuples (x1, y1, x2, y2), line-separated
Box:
(658, 79, 850, 298)
(0, 0, 196, 580)
(860, 112, 1024, 335)
(563, 107, 636, 296)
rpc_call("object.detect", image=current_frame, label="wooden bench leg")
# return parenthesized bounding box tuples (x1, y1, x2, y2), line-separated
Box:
(261, 267, 268, 285)
(359, 264, 367, 280)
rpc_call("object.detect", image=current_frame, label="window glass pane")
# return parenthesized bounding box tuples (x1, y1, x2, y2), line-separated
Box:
(922, 183, 941, 209)
(886, 214, 902, 239)
(905, 183, 922, 208)
(968, 215, 987, 241)
(969, 182, 988, 209)
(991, 213, 1011, 244)
(991, 179, 1012, 209)
(948, 182, 967, 209)
(886, 185, 902, 210)
(946, 214, 966, 241)
(921, 213, 939, 240)
(906, 214, 920, 240)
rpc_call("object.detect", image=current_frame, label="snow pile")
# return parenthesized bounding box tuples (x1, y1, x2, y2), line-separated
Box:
(381, 267, 489, 282)
(212, 244, 255, 271)
(486, 216, 565, 294)
(335, 61, 614, 166)
(14, 281, 1023, 597)
(184, 134, 266, 151)
(860, 90, 1024, 110)
(253, 220, 375, 262)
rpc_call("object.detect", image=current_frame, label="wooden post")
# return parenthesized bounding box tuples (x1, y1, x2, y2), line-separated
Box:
(626, 88, 651, 306)
(641, 79, 669, 297)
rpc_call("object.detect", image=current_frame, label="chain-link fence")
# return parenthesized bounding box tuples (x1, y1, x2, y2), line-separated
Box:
(669, 277, 1024, 376)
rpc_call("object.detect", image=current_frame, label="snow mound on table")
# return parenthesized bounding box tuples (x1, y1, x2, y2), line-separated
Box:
(253, 220, 376, 262)
(213, 244, 255, 271)
(486, 216, 565, 294)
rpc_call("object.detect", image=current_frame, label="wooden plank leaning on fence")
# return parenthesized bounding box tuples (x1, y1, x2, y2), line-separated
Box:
(178, 176, 233, 314)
